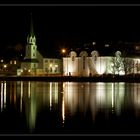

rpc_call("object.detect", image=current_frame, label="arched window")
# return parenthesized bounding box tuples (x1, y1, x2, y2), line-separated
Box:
(69, 51, 77, 61)
(91, 50, 99, 62)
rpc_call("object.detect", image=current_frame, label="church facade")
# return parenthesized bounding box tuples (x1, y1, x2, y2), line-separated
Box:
(19, 15, 62, 76)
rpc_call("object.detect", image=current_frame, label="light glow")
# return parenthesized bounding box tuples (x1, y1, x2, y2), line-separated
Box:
(62, 49, 66, 54)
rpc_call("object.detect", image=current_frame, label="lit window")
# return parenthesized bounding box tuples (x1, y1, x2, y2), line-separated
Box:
(55, 64, 58, 68)
(50, 64, 52, 67)
(72, 56, 75, 61)
(135, 46, 140, 50)
(14, 60, 16, 65)
(105, 44, 109, 47)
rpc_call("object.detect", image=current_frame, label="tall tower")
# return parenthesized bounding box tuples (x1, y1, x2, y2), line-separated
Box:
(23, 13, 38, 73)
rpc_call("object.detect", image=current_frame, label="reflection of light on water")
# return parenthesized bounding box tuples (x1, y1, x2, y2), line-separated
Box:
(62, 83, 66, 126)
(28, 81, 31, 99)
(64, 82, 78, 115)
(54, 82, 58, 103)
(27, 82, 36, 132)
(62, 92, 65, 126)
(116, 83, 125, 115)
(4, 82, 6, 108)
(0, 81, 6, 111)
(96, 82, 105, 107)
(20, 81, 23, 113)
(112, 83, 114, 111)
(50, 82, 52, 110)
(1, 82, 3, 111)
(13, 82, 16, 105)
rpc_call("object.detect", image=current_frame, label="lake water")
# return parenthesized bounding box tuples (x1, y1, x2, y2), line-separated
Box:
(0, 81, 140, 134)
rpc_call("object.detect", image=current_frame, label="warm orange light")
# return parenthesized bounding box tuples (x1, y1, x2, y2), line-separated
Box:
(62, 49, 66, 54)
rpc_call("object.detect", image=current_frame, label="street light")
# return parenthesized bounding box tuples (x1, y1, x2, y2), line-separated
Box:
(62, 49, 66, 54)
(92, 42, 96, 45)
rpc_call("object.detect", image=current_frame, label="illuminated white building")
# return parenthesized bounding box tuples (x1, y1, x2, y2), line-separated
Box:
(63, 50, 140, 76)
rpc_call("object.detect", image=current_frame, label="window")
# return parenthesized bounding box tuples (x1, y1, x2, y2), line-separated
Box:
(50, 60, 53, 63)
(83, 56, 86, 69)
(55, 68, 57, 72)
(50, 67, 52, 72)
(45, 68, 48, 72)
(72, 56, 75, 61)
(14, 60, 16, 65)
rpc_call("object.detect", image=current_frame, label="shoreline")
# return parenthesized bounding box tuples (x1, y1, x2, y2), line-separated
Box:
(0, 75, 140, 82)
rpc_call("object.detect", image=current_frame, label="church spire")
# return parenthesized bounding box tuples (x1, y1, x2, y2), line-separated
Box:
(27, 12, 36, 44)
(30, 13, 34, 37)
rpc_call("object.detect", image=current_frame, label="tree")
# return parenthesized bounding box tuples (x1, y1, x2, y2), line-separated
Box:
(122, 58, 134, 75)
(109, 51, 124, 75)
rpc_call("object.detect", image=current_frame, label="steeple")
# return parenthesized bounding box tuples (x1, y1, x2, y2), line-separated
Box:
(27, 13, 36, 45)
(30, 13, 34, 37)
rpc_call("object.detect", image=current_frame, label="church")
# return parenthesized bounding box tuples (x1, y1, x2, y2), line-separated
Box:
(18, 15, 63, 76)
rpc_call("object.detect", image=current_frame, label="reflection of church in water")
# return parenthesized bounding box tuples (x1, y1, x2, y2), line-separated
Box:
(0, 81, 63, 132)
(1, 81, 140, 131)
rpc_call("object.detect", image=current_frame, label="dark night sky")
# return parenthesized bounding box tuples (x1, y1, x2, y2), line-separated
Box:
(0, 6, 140, 57)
